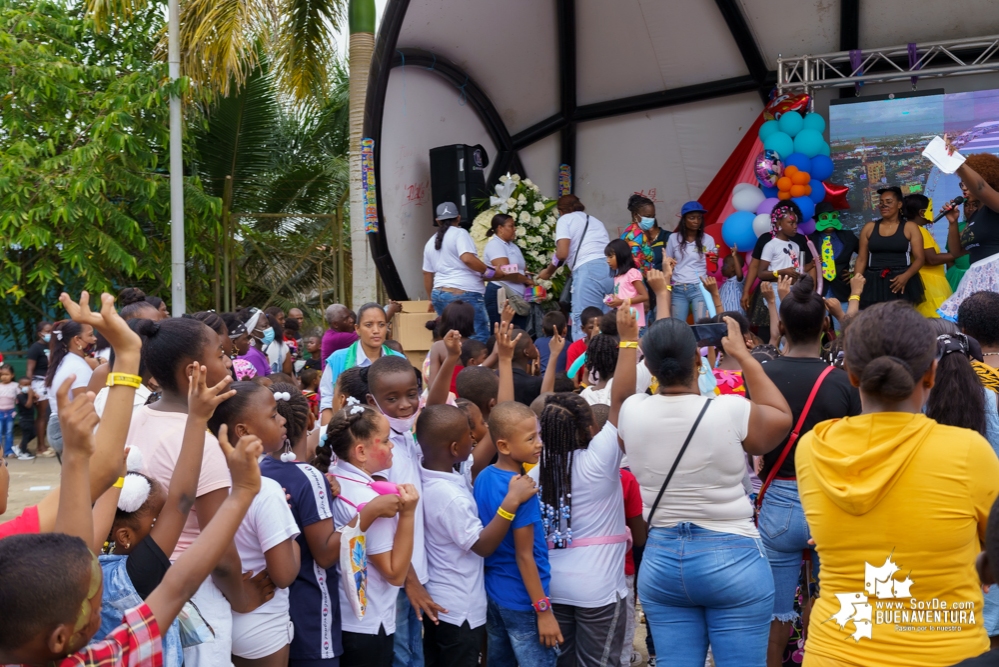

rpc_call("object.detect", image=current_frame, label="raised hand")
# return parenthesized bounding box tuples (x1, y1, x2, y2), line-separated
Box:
(496, 321, 522, 361)
(646, 269, 669, 296)
(500, 303, 516, 327)
(720, 316, 751, 364)
(759, 281, 774, 304)
(616, 298, 639, 342)
(548, 329, 566, 358)
(188, 363, 236, 422)
(60, 291, 141, 357)
(777, 274, 793, 301)
(442, 329, 462, 360)
(701, 275, 720, 296)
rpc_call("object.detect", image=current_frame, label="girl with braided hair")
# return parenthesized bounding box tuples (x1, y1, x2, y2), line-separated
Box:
(579, 334, 654, 407)
(531, 305, 641, 667)
(321, 402, 419, 667)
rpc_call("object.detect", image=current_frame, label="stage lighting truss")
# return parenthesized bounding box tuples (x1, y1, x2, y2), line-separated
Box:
(778, 35, 999, 93)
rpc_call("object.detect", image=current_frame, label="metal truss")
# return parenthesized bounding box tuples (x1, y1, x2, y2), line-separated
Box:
(778, 35, 999, 93)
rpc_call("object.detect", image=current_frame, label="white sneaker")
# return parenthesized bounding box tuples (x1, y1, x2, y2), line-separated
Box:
(17, 451, 34, 460)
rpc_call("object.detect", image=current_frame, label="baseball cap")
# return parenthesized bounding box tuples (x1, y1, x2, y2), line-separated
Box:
(436, 202, 459, 220)
(680, 201, 708, 217)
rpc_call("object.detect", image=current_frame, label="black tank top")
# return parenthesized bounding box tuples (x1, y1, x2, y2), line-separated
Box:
(867, 218, 910, 270)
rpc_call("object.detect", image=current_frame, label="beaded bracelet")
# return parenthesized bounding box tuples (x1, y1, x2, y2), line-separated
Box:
(106, 373, 143, 388)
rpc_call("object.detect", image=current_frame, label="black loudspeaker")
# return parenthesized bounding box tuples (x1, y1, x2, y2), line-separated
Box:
(429, 144, 489, 229)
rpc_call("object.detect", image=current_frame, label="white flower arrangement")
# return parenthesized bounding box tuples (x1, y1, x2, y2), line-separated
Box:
(470, 173, 564, 303)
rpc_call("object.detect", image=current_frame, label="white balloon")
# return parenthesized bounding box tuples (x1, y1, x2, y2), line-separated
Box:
(753, 213, 771, 238)
(733, 183, 758, 195)
(732, 187, 766, 213)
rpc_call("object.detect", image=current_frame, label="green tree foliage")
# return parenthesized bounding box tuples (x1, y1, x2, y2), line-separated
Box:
(0, 0, 220, 347)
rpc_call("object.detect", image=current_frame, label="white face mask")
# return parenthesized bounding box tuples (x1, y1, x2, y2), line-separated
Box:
(371, 397, 419, 434)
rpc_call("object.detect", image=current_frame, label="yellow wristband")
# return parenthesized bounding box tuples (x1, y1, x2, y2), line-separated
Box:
(666, 285, 672, 291)
(496, 507, 516, 521)
(107, 373, 143, 388)
(849, 295, 861, 302)
(112, 477, 125, 489)
(773, 270, 780, 278)
(619, 341, 639, 349)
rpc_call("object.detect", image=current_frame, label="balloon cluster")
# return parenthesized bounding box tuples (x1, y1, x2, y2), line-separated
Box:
(720, 106, 850, 251)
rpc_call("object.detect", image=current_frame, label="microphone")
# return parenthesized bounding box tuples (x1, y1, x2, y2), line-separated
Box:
(932, 196, 966, 222)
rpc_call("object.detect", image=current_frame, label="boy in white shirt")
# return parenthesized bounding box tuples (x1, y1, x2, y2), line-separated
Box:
(416, 404, 538, 666)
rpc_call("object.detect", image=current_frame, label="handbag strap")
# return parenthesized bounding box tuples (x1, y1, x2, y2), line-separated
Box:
(646, 399, 711, 530)
(570, 215, 590, 271)
(755, 365, 835, 512)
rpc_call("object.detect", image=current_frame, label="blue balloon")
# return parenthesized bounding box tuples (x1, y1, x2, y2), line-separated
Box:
(722, 211, 758, 250)
(763, 131, 794, 159)
(808, 179, 826, 204)
(762, 186, 779, 198)
(778, 111, 804, 138)
(759, 120, 780, 141)
(810, 154, 834, 181)
(792, 197, 816, 222)
(803, 113, 826, 134)
(793, 129, 825, 158)
(783, 153, 812, 174)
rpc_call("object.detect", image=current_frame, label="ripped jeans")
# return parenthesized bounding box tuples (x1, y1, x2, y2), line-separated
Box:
(758, 479, 820, 622)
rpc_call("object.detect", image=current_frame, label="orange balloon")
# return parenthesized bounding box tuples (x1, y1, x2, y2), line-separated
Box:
(804, 185, 812, 196)
(791, 171, 810, 186)
(784, 165, 799, 177)
(776, 176, 792, 191)
(790, 184, 808, 198)
(778, 191, 792, 200)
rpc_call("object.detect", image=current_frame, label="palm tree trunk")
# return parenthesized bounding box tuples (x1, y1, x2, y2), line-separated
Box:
(348, 0, 377, 309)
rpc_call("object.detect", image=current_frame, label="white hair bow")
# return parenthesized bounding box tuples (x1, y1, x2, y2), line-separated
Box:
(350, 405, 365, 415)
(273, 391, 291, 401)
(54, 329, 63, 341)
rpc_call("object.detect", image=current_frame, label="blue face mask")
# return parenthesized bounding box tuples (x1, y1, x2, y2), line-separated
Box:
(260, 327, 275, 346)
(638, 216, 656, 231)
(41, 333, 51, 343)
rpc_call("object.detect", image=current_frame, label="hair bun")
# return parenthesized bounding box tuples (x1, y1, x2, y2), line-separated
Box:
(859, 355, 915, 401)
(117, 473, 152, 513)
(791, 274, 815, 301)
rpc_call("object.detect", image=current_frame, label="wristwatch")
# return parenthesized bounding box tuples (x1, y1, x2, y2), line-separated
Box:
(533, 596, 551, 613)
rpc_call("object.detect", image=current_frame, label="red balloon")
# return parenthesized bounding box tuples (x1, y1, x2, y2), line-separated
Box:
(764, 92, 811, 121)
(823, 181, 851, 210)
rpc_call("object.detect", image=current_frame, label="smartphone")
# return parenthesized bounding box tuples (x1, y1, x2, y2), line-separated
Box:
(690, 323, 728, 348)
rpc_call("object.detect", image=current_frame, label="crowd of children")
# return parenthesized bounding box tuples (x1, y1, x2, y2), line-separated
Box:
(8, 171, 999, 667)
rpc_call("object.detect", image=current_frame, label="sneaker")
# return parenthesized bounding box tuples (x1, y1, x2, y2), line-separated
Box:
(630, 651, 642, 665)
(17, 451, 35, 460)
(37, 449, 56, 458)
(647, 657, 656, 667)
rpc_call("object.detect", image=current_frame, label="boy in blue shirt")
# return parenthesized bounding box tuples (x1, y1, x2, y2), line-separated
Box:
(474, 400, 561, 667)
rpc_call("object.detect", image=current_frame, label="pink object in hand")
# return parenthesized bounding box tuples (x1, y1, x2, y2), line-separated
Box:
(500, 264, 518, 274)
(369, 480, 400, 496)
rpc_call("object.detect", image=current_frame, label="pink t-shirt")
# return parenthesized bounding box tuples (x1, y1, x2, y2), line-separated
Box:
(125, 405, 231, 560)
(0, 382, 16, 411)
(614, 268, 646, 326)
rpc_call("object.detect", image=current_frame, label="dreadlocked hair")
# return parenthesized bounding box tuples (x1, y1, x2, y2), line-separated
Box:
(585, 334, 619, 382)
(271, 382, 310, 445)
(539, 393, 595, 549)
(312, 404, 382, 473)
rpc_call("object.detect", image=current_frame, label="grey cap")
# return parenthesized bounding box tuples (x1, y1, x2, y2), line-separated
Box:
(436, 202, 459, 220)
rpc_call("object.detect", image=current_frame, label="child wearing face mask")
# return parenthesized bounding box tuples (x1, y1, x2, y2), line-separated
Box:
(14, 377, 36, 459)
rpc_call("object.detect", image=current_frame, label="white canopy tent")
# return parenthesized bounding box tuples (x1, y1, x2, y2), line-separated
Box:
(362, 0, 999, 299)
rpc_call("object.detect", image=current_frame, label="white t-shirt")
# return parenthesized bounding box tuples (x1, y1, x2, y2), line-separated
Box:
(420, 467, 487, 629)
(423, 227, 486, 294)
(49, 354, 94, 416)
(665, 233, 717, 284)
(484, 236, 527, 295)
(555, 211, 610, 271)
(233, 477, 301, 616)
(94, 384, 152, 418)
(330, 460, 400, 635)
(618, 394, 759, 539)
(386, 429, 427, 583)
(580, 362, 653, 406)
(760, 237, 803, 272)
(266, 340, 290, 373)
(529, 423, 628, 607)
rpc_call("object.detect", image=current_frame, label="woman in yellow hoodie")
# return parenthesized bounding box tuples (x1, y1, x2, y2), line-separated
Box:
(796, 301, 999, 666)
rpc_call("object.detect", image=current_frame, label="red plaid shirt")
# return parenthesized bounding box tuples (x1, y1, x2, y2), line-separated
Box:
(9, 603, 162, 667)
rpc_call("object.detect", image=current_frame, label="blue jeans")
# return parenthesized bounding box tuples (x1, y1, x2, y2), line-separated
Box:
(0, 409, 14, 455)
(671, 283, 709, 322)
(486, 598, 557, 667)
(638, 523, 773, 667)
(758, 480, 819, 622)
(392, 589, 424, 667)
(569, 260, 613, 341)
(431, 289, 490, 343)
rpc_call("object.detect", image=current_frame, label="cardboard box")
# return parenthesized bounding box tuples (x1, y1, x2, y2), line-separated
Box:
(392, 303, 435, 354)
(398, 301, 432, 314)
(405, 351, 428, 373)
